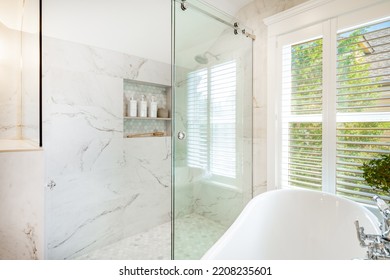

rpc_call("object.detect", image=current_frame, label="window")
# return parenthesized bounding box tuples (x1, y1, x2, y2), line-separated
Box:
(336, 20, 390, 203)
(282, 37, 323, 191)
(279, 18, 390, 205)
(187, 60, 237, 182)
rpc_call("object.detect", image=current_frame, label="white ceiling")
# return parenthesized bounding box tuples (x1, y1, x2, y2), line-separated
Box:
(0, 0, 253, 64)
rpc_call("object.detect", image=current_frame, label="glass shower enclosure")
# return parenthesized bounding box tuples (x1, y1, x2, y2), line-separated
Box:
(172, 0, 253, 259)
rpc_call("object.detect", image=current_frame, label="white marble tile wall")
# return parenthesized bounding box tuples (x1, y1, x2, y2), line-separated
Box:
(0, 150, 44, 259)
(43, 37, 171, 259)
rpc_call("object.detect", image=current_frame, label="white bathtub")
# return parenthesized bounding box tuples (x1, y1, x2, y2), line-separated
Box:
(202, 189, 380, 260)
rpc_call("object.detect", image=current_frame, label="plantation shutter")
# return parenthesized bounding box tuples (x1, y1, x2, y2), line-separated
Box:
(187, 69, 208, 169)
(210, 61, 236, 178)
(336, 20, 390, 204)
(281, 38, 323, 190)
(187, 61, 237, 179)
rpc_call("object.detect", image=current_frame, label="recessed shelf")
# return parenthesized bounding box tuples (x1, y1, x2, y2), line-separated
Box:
(125, 131, 167, 138)
(123, 79, 171, 137)
(124, 117, 171, 121)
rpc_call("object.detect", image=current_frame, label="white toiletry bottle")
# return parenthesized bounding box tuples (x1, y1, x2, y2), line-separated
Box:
(149, 96, 157, 118)
(128, 95, 137, 117)
(139, 94, 147, 117)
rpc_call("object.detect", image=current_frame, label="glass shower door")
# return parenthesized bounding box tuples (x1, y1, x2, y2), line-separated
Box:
(172, 0, 253, 259)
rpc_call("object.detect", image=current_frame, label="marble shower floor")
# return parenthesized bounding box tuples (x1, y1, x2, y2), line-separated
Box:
(75, 214, 226, 260)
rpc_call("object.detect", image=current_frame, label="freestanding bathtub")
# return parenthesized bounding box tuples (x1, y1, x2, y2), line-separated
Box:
(202, 189, 380, 260)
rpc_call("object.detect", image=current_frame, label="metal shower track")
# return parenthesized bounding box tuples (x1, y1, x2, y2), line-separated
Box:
(178, 0, 256, 40)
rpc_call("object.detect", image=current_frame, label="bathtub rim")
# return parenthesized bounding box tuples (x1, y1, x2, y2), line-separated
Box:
(201, 188, 381, 260)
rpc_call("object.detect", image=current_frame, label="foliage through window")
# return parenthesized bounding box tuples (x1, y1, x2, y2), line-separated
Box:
(282, 37, 323, 191)
(336, 20, 390, 203)
(281, 19, 390, 205)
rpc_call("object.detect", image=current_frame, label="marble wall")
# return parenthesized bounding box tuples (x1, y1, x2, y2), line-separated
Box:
(0, 150, 44, 259)
(43, 37, 171, 259)
(236, 0, 309, 195)
(0, 0, 40, 144)
(21, 31, 40, 143)
(0, 21, 21, 139)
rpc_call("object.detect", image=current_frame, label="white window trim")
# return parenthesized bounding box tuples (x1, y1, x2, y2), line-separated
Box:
(265, 0, 390, 192)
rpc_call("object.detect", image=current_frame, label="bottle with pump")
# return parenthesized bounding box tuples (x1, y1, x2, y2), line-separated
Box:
(128, 95, 137, 117)
(149, 96, 157, 118)
(139, 94, 147, 118)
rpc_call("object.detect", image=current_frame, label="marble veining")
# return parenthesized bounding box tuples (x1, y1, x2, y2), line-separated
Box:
(43, 37, 170, 86)
(0, 151, 44, 259)
(43, 37, 171, 259)
(23, 224, 39, 260)
(137, 158, 170, 188)
(49, 194, 140, 250)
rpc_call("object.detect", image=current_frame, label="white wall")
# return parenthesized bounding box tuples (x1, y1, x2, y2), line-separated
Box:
(0, 0, 40, 142)
(42, 0, 253, 65)
(43, 0, 171, 64)
(0, 150, 44, 259)
(0, 21, 21, 139)
(43, 37, 172, 259)
(0, 0, 23, 30)
(0, 0, 43, 260)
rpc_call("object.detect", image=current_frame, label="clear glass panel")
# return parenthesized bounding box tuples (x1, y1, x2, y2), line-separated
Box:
(172, 0, 253, 259)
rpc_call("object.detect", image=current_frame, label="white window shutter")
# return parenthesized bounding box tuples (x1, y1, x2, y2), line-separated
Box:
(187, 61, 237, 180)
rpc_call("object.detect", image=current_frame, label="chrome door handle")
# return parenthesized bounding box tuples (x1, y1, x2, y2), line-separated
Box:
(177, 131, 186, 140)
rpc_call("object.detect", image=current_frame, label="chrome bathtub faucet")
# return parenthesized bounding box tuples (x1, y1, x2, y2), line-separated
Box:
(373, 195, 390, 241)
(355, 195, 390, 260)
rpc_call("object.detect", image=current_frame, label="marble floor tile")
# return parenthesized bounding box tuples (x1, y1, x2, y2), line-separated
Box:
(75, 214, 226, 260)
(174, 214, 226, 260)
(75, 221, 171, 260)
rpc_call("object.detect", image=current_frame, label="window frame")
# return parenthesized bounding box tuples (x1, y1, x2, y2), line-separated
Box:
(265, 0, 390, 204)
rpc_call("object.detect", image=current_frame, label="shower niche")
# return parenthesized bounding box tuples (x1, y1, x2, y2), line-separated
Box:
(123, 79, 171, 138)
